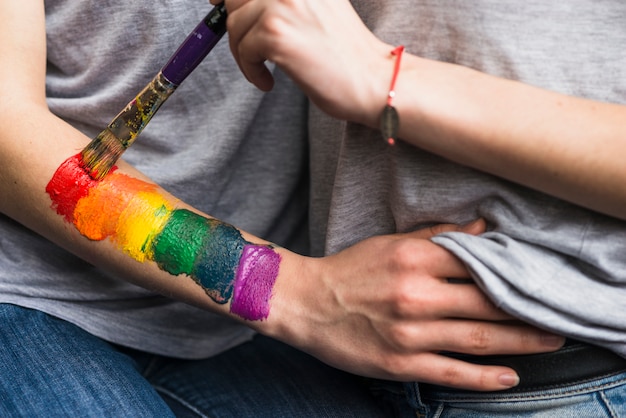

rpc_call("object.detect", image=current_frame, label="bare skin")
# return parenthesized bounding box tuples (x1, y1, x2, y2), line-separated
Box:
(214, 0, 626, 220)
(0, 0, 564, 392)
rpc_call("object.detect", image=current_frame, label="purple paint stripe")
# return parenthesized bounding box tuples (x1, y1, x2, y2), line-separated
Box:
(230, 245, 281, 321)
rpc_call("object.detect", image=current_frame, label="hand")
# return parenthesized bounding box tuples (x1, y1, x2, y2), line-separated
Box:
(270, 220, 565, 391)
(211, 0, 391, 124)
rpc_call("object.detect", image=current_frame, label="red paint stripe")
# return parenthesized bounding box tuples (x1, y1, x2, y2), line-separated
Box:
(45, 153, 116, 222)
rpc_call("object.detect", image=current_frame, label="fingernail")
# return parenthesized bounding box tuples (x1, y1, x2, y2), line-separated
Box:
(542, 334, 565, 348)
(498, 372, 520, 388)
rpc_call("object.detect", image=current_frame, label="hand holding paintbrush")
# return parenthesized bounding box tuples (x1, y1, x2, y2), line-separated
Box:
(81, 4, 227, 180)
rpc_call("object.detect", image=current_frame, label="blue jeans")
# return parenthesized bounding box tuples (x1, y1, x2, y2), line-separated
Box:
(0, 304, 389, 417)
(369, 374, 626, 417)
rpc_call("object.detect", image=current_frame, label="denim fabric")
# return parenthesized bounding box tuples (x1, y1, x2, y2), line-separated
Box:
(0, 304, 173, 417)
(399, 373, 626, 417)
(0, 304, 389, 417)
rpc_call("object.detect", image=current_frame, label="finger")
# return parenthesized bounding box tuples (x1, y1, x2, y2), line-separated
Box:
(459, 218, 487, 235)
(224, 1, 276, 90)
(428, 218, 487, 237)
(399, 218, 486, 241)
(238, 53, 275, 91)
(394, 352, 521, 391)
(379, 237, 470, 279)
(393, 224, 463, 240)
(434, 279, 511, 319)
(219, 0, 246, 10)
(422, 319, 565, 356)
(385, 281, 514, 323)
(401, 239, 475, 280)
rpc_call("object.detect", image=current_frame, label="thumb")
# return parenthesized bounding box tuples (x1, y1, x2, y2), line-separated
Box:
(404, 218, 486, 240)
(459, 218, 487, 235)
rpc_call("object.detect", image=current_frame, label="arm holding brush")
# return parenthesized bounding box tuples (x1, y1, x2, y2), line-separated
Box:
(0, 0, 563, 393)
(215, 0, 626, 221)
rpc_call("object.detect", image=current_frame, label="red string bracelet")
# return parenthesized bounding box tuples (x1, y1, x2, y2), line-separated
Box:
(380, 45, 405, 145)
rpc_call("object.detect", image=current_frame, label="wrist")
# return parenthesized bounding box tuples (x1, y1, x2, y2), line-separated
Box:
(353, 42, 401, 129)
(250, 249, 320, 345)
(249, 248, 307, 341)
(387, 55, 487, 154)
(352, 47, 428, 136)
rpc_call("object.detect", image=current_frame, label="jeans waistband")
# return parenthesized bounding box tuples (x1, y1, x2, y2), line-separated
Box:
(433, 341, 626, 392)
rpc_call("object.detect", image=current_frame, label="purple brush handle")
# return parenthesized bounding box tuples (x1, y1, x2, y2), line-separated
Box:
(161, 4, 227, 86)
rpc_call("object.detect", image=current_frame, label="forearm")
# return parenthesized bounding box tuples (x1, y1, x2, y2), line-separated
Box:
(218, 0, 626, 220)
(0, 0, 314, 362)
(0, 103, 297, 335)
(1, 108, 566, 388)
(4, 1, 566, 390)
(384, 55, 626, 220)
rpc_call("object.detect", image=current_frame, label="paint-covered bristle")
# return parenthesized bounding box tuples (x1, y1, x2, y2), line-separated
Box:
(80, 128, 127, 180)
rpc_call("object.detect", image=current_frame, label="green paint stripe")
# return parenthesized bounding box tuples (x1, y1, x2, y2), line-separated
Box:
(151, 209, 211, 275)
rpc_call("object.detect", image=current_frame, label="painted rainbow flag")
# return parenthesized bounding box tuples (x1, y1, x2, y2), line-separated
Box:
(46, 153, 280, 321)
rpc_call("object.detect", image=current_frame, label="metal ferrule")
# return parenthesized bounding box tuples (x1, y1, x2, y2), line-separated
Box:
(107, 72, 178, 149)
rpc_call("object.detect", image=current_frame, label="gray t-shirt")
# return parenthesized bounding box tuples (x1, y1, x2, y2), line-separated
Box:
(310, 0, 626, 356)
(0, 1, 309, 359)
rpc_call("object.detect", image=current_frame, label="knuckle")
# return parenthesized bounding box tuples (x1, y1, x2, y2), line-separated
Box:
(383, 240, 441, 317)
(468, 325, 493, 353)
(379, 353, 407, 378)
(439, 364, 464, 387)
(390, 286, 415, 314)
(261, 15, 286, 37)
(387, 240, 422, 271)
(428, 222, 457, 237)
(385, 324, 414, 351)
(428, 224, 444, 236)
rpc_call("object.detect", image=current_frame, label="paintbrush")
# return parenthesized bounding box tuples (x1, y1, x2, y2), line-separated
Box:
(81, 4, 228, 180)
